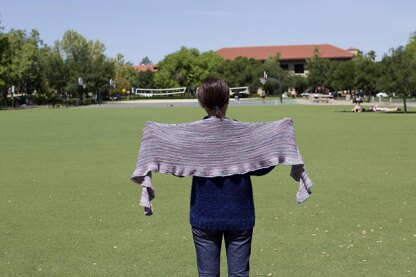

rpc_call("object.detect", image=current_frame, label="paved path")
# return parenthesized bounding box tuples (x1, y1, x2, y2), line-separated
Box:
(294, 98, 416, 107)
(81, 98, 297, 108)
(80, 98, 416, 108)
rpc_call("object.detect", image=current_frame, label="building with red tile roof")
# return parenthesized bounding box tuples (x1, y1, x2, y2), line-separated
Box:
(133, 64, 157, 72)
(133, 44, 355, 75)
(346, 47, 360, 56)
(217, 44, 354, 74)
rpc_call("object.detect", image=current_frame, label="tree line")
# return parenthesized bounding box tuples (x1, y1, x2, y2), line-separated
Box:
(1, 23, 415, 111)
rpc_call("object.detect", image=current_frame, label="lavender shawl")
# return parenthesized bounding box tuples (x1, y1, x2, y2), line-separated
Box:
(131, 117, 313, 215)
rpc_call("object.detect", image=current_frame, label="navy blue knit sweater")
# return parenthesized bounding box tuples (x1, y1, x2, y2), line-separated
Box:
(190, 116, 275, 230)
(190, 168, 274, 230)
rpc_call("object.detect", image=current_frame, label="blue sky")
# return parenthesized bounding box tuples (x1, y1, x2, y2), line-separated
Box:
(1, 0, 415, 63)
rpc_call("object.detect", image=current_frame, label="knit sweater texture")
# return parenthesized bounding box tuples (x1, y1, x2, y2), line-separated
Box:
(190, 166, 274, 230)
(131, 117, 313, 216)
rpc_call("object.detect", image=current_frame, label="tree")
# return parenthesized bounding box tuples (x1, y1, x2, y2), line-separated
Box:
(85, 39, 114, 99)
(378, 46, 416, 112)
(306, 47, 332, 92)
(0, 23, 9, 85)
(261, 53, 286, 100)
(0, 23, 11, 107)
(263, 53, 292, 95)
(291, 75, 308, 94)
(37, 44, 66, 104)
(114, 57, 152, 89)
(405, 31, 416, 59)
(112, 76, 130, 99)
(56, 30, 114, 104)
(154, 47, 199, 88)
(331, 60, 355, 93)
(7, 29, 44, 101)
(140, 56, 152, 65)
(219, 57, 263, 93)
(190, 51, 223, 88)
(111, 53, 154, 90)
(135, 70, 155, 88)
(154, 47, 223, 89)
(354, 51, 379, 101)
(263, 54, 283, 78)
(113, 53, 135, 77)
(57, 30, 91, 102)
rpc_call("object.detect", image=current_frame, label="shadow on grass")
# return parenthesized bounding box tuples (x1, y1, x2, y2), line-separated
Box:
(335, 110, 416, 114)
(379, 111, 416, 114)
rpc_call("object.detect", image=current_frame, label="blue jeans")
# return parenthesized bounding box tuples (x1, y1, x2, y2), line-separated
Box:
(192, 227, 253, 277)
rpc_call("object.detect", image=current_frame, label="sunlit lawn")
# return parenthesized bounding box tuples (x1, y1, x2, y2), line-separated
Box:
(0, 104, 415, 276)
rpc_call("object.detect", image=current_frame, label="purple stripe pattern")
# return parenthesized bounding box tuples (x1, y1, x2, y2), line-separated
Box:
(131, 117, 313, 215)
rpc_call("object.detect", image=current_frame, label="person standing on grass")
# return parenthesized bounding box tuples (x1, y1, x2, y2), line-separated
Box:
(191, 77, 275, 276)
(131, 77, 313, 276)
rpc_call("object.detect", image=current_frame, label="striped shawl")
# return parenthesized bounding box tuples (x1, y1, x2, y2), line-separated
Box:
(131, 117, 313, 215)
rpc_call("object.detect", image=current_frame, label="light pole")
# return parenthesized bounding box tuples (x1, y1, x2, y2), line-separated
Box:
(98, 79, 115, 105)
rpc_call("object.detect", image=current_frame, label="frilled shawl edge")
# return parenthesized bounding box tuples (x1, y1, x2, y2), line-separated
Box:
(131, 117, 313, 215)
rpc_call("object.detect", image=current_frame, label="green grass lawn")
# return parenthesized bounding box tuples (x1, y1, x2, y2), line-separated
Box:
(1, 105, 415, 276)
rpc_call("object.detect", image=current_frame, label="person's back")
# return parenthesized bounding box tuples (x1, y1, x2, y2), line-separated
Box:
(130, 77, 313, 276)
(192, 77, 274, 276)
(191, 168, 255, 230)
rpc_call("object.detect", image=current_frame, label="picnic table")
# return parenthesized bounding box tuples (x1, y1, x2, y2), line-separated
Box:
(309, 94, 334, 103)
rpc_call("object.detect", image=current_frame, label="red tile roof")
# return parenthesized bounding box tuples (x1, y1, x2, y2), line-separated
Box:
(133, 64, 157, 72)
(217, 44, 353, 61)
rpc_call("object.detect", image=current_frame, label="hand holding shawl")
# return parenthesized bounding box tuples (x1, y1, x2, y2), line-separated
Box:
(131, 117, 313, 215)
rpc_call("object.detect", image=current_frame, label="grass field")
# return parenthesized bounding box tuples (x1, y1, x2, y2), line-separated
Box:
(1, 104, 415, 276)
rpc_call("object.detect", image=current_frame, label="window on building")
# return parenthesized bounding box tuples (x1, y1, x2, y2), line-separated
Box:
(294, 64, 304, 74)
(280, 64, 289, 70)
